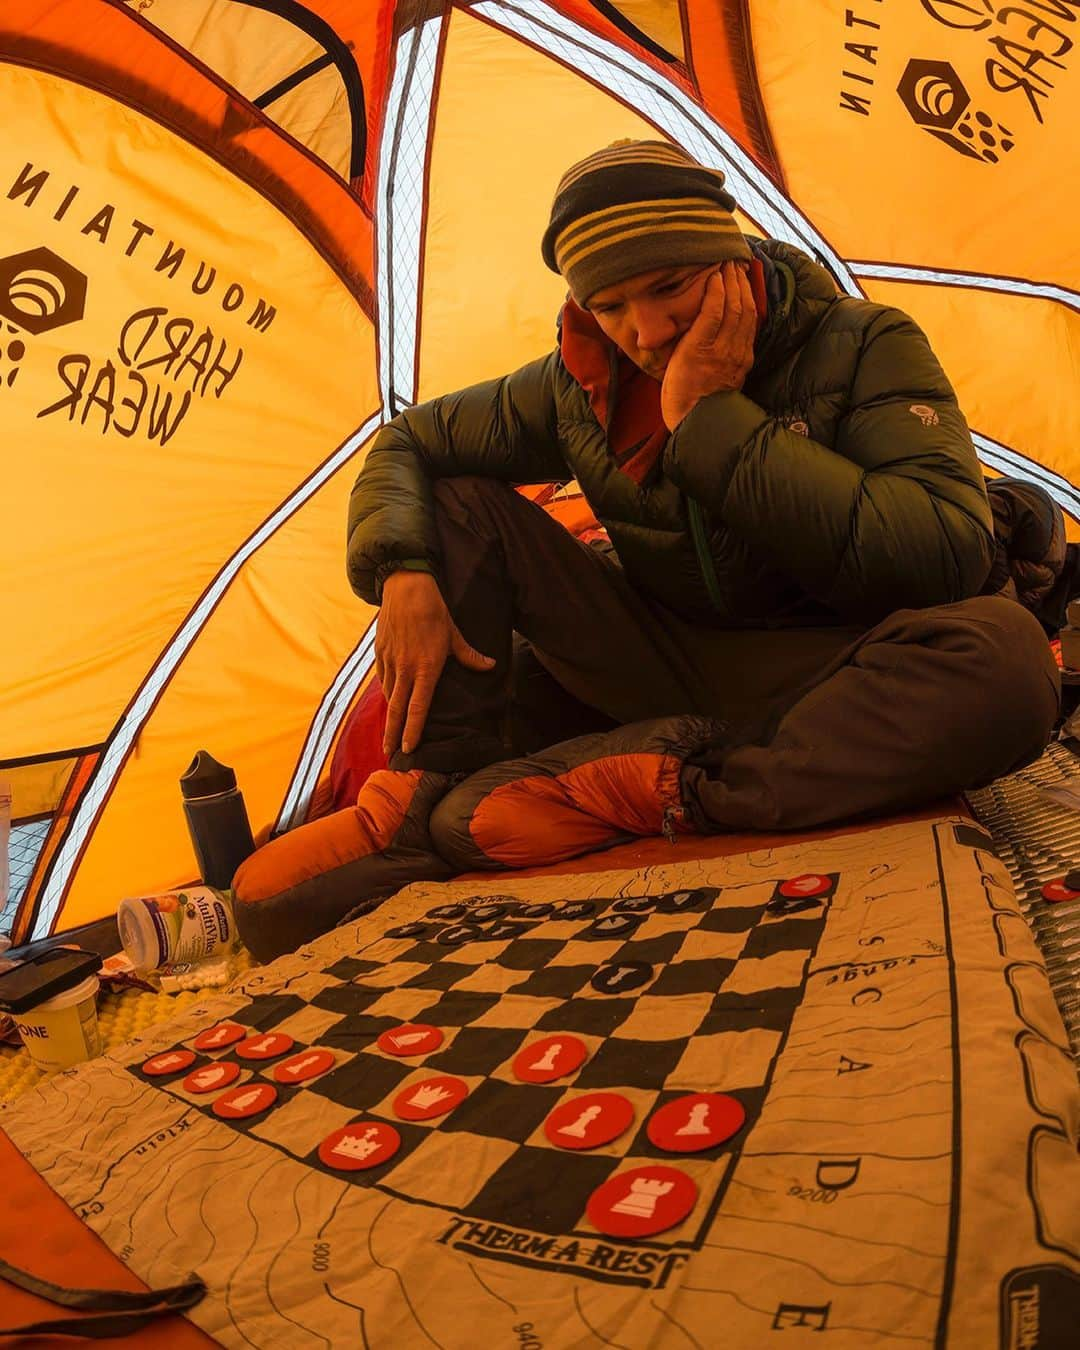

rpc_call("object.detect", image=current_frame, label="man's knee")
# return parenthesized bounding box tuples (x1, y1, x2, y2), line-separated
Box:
(936, 595, 1059, 764)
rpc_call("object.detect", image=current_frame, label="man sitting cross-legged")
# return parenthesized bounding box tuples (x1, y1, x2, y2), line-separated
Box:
(234, 140, 1058, 961)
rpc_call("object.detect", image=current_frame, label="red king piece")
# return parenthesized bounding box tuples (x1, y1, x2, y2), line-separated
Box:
(587, 1165, 698, 1238)
(392, 1075, 469, 1121)
(647, 1092, 746, 1153)
(778, 874, 832, 899)
(377, 1024, 444, 1057)
(318, 1121, 401, 1171)
(193, 1023, 246, 1052)
(273, 1048, 336, 1084)
(513, 1034, 588, 1084)
(544, 1092, 634, 1150)
(142, 1049, 196, 1077)
(213, 1083, 278, 1119)
(235, 1032, 295, 1061)
(183, 1060, 240, 1094)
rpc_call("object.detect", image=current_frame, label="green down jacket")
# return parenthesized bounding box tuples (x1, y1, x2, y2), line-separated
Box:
(347, 239, 994, 627)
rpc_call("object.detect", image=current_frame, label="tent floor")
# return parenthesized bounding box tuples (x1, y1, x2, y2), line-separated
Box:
(0, 802, 961, 1344)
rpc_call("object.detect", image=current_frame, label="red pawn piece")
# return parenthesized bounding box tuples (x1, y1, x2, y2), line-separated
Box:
(647, 1093, 746, 1153)
(587, 1165, 698, 1238)
(544, 1093, 634, 1150)
(236, 1032, 295, 1061)
(273, 1049, 336, 1084)
(512, 1035, 588, 1084)
(193, 1023, 246, 1052)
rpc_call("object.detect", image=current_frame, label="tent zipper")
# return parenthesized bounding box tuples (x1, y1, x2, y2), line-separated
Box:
(687, 497, 725, 613)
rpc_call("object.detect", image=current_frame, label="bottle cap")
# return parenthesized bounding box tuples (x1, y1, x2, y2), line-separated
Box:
(180, 750, 237, 800)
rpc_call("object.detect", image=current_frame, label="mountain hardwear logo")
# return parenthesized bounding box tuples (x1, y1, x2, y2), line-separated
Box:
(0, 247, 87, 392)
(897, 58, 1015, 163)
(910, 404, 941, 425)
(0, 247, 87, 335)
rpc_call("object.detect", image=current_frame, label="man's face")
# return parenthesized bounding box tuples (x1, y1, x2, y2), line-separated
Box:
(587, 263, 720, 380)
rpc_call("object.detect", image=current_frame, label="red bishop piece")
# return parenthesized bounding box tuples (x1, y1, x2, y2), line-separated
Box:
(778, 874, 832, 899)
(587, 1165, 698, 1238)
(647, 1092, 746, 1153)
(213, 1082, 278, 1120)
(512, 1034, 588, 1084)
(183, 1059, 241, 1094)
(543, 1092, 634, 1150)
(141, 1049, 196, 1077)
(392, 1075, 470, 1121)
(1041, 878, 1080, 904)
(235, 1032, 295, 1061)
(193, 1022, 246, 1052)
(273, 1048, 336, 1084)
(377, 1024, 445, 1057)
(318, 1120, 401, 1171)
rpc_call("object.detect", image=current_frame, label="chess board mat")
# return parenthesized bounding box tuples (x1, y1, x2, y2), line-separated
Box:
(2, 815, 1079, 1349)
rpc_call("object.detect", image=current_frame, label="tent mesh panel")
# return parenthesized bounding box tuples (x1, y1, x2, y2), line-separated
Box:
(3, 820, 49, 935)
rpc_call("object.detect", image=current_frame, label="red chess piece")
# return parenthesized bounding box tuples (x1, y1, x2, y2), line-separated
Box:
(512, 1035, 588, 1084)
(183, 1060, 240, 1094)
(213, 1083, 278, 1119)
(377, 1024, 444, 1057)
(587, 1165, 698, 1238)
(318, 1121, 401, 1171)
(141, 1049, 196, 1076)
(647, 1093, 746, 1153)
(392, 1076, 469, 1121)
(193, 1023, 246, 1052)
(543, 1093, 634, 1150)
(778, 874, 831, 898)
(273, 1049, 336, 1084)
(1041, 878, 1080, 904)
(236, 1032, 295, 1061)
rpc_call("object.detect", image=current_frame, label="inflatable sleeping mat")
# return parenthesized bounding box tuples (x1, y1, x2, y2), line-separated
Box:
(2, 813, 1078, 1348)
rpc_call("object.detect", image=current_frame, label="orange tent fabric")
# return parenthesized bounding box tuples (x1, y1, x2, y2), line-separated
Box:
(1, 0, 1076, 939)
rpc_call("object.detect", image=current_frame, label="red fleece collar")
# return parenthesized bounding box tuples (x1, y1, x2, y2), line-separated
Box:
(559, 259, 768, 485)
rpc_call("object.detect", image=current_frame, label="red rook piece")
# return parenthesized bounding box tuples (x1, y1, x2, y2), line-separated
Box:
(587, 1165, 698, 1238)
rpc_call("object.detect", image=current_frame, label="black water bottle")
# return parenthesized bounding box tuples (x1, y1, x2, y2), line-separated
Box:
(180, 751, 256, 889)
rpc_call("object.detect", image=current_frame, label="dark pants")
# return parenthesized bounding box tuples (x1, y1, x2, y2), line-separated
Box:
(397, 478, 1060, 830)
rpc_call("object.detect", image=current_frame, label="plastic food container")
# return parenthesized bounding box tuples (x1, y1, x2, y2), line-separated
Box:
(117, 887, 238, 975)
(11, 972, 102, 1073)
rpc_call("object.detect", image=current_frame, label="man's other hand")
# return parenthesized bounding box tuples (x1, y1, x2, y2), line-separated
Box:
(376, 570, 495, 757)
(661, 261, 756, 432)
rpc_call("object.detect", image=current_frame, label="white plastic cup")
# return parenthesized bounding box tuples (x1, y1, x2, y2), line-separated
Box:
(12, 974, 102, 1073)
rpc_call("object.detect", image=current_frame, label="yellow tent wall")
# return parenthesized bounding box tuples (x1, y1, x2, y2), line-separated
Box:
(2, 0, 1077, 940)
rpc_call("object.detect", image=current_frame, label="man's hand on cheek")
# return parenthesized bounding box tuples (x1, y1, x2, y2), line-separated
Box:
(660, 261, 756, 432)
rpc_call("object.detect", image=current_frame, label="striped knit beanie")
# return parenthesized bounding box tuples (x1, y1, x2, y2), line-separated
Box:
(542, 140, 751, 307)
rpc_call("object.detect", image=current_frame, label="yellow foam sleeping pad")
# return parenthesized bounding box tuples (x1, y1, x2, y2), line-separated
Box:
(0, 949, 255, 1103)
